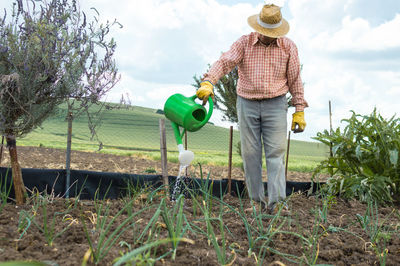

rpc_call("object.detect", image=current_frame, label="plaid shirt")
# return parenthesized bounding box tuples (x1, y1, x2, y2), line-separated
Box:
(203, 32, 308, 112)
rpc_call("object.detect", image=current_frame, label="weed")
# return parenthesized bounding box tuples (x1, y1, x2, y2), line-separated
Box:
(144, 167, 156, 174)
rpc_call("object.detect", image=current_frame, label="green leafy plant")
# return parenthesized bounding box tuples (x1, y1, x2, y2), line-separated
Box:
(313, 109, 400, 204)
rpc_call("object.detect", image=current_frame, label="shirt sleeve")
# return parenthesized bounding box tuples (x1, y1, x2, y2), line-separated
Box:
(203, 36, 244, 84)
(287, 43, 308, 112)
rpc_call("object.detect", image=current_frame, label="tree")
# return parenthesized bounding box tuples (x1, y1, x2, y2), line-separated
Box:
(0, 0, 119, 204)
(193, 66, 239, 123)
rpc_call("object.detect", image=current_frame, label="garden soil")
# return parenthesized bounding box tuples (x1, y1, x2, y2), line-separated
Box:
(0, 146, 399, 265)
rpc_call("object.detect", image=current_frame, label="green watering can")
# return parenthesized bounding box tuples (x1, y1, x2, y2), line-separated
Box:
(164, 93, 213, 145)
(164, 93, 213, 165)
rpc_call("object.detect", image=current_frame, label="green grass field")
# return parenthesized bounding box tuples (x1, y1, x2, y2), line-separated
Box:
(18, 103, 329, 172)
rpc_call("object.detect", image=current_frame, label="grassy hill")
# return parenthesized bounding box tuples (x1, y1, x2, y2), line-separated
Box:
(18, 103, 329, 172)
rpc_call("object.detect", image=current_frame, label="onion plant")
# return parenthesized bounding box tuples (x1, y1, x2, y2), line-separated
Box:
(133, 204, 162, 246)
(79, 199, 138, 265)
(160, 195, 189, 260)
(17, 210, 33, 240)
(117, 199, 180, 265)
(21, 189, 75, 246)
(113, 238, 194, 266)
(29, 196, 73, 246)
(0, 171, 12, 213)
(355, 198, 396, 265)
(201, 199, 236, 265)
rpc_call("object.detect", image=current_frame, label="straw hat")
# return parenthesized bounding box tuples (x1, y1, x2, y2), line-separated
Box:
(248, 4, 289, 38)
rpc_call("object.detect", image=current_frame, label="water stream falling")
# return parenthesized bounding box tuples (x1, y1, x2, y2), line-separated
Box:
(171, 145, 194, 201)
(171, 164, 190, 201)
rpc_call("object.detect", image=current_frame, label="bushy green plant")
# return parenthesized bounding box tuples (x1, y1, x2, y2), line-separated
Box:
(313, 109, 400, 204)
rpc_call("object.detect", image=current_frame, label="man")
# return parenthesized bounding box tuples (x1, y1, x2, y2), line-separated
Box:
(196, 4, 308, 214)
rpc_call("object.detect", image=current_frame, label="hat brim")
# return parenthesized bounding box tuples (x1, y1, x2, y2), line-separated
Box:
(247, 14, 289, 38)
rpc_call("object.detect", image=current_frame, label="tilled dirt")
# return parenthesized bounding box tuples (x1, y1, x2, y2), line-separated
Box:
(0, 192, 399, 265)
(0, 146, 322, 182)
(1, 146, 399, 265)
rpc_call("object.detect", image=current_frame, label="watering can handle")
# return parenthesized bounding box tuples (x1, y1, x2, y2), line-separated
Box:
(190, 95, 214, 128)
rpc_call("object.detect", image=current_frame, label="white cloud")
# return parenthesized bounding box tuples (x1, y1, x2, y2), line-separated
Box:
(105, 71, 195, 110)
(310, 14, 400, 52)
(284, 0, 400, 141)
(82, 0, 259, 79)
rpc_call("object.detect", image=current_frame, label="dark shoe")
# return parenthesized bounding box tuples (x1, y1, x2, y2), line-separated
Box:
(267, 201, 290, 216)
(244, 199, 267, 213)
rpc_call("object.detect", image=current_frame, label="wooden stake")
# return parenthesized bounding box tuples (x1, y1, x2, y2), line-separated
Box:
(228, 126, 233, 194)
(65, 111, 73, 198)
(329, 100, 333, 157)
(0, 136, 4, 165)
(185, 130, 188, 177)
(184, 130, 188, 150)
(159, 119, 169, 193)
(285, 131, 291, 181)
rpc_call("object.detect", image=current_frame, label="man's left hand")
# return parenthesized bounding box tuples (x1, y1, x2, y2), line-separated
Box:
(291, 111, 306, 133)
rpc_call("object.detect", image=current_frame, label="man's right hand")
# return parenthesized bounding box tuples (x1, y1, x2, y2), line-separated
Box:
(196, 81, 215, 105)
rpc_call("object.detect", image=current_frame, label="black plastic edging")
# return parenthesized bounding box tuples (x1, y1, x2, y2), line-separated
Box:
(0, 167, 323, 200)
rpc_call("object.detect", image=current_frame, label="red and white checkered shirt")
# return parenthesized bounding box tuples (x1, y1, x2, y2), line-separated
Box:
(203, 32, 308, 112)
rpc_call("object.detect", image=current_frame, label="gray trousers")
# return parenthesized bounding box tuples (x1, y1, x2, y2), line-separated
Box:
(237, 95, 287, 206)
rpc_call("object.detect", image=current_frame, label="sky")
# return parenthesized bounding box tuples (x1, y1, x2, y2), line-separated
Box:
(1, 0, 400, 142)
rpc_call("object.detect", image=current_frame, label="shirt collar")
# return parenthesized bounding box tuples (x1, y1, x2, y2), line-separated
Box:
(251, 32, 281, 47)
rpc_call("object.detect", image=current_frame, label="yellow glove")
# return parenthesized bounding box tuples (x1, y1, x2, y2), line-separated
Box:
(291, 111, 306, 133)
(196, 81, 215, 105)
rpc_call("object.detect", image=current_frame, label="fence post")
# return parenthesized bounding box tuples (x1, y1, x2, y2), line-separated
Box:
(185, 130, 188, 177)
(285, 130, 291, 181)
(0, 135, 4, 165)
(159, 119, 169, 194)
(329, 100, 333, 157)
(65, 111, 73, 198)
(228, 126, 233, 194)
